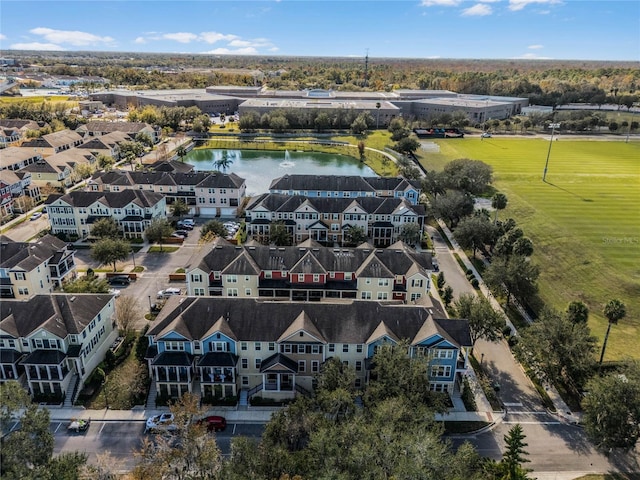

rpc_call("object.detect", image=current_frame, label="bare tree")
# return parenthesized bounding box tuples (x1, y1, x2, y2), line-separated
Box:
(115, 295, 142, 333)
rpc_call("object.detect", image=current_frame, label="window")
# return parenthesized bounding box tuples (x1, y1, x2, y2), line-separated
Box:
(355, 361, 362, 371)
(436, 349, 454, 359)
(311, 361, 319, 373)
(328, 344, 335, 353)
(313, 274, 320, 282)
(342, 344, 349, 353)
(378, 279, 389, 287)
(298, 361, 306, 373)
(410, 293, 422, 301)
(356, 344, 363, 353)
(191, 274, 202, 282)
(281, 344, 292, 354)
(18, 287, 29, 295)
(297, 274, 305, 282)
(255, 358, 262, 369)
(297, 344, 306, 354)
(268, 342, 275, 351)
(255, 342, 261, 351)
(227, 288, 238, 297)
(193, 341, 201, 351)
(245, 288, 252, 296)
(344, 273, 352, 280)
(360, 291, 371, 300)
(165, 341, 186, 352)
(430, 365, 452, 377)
(312, 345, 320, 354)
(411, 278, 423, 288)
(227, 275, 237, 283)
(377, 292, 388, 300)
(241, 359, 248, 369)
(241, 342, 247, 351)
(14, 272, 26, 281)
(242, 376, 249, 386)
(211, 342, 227, 352)
(355, 378, 362, 388)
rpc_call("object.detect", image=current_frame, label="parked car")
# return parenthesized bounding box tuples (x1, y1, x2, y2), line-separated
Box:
(108, 288, 121, 297)
(108, 275, 131, 286)
(157, 287, 181, 299)
(176, 222, 194, 230)
(145, 413, 178, 433)
(178, 219, 195, 228)
(67, 418, 91, 433)
(174, 229, 189, 237)
(481, 132, 492, 138)
(196, 415, 227, 432)
(171, 232, 185, 239)
(30, 212, 42, 221)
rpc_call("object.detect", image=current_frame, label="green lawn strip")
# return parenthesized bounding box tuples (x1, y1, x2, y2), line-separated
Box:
(148, 246, 180, 253)
(419, 138, 640, 360)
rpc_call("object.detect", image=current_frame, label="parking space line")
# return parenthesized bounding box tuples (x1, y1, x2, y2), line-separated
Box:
(99, 422, 106, 434)
(54, 422, 62, 433)
(232, 423, 237, 435)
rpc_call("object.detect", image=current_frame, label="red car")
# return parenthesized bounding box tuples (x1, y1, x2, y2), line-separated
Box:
(197, 415, 227, 432)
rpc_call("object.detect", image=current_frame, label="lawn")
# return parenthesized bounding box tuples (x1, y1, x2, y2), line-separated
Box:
(417, 137, 640, 361)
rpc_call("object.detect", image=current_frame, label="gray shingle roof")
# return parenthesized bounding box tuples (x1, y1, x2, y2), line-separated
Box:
(51, 189, 164, 209)
(0, 234, 68, 271)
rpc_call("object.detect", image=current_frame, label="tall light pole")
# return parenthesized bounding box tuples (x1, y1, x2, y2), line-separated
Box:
(543, 122, 560, 182)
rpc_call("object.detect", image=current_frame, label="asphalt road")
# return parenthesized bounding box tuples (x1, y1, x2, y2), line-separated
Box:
(52, 419, 265, 471)
(2, 213, 50, 242)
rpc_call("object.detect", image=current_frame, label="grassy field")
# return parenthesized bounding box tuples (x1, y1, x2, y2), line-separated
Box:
(417, 137, 640, 361)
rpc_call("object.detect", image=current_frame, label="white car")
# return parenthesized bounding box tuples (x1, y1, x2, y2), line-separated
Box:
(157, 287, 181, 299)
(108, 288, 121, 297)
(145, 413, 177, 433)
(481, 132, 492, 138)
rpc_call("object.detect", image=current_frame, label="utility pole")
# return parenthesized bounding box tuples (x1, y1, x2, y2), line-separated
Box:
(363, 49, 369, 88)
(543, 121, 560, 182)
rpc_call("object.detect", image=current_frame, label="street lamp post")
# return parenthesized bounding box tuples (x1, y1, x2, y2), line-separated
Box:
(148, 295, 152, 314)
(543, 122, 560, 182)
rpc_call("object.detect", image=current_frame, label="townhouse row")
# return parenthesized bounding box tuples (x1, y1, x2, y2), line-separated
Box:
(0, 235, 77, 300)
(146, 297, 471, 402)
(186, 238, 434, 303)
(246, 193, 425, 247)
(45, 190, 166, 239)
(0, 294, 118, 404)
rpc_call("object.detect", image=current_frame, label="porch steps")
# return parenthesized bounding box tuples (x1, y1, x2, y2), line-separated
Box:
(238, 389, 249, 410)
(146, 381, 158, 409)
(64, 374, 80, 408)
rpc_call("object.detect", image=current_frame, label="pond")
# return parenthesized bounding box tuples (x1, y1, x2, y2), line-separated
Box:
(184, 149, 376, 195)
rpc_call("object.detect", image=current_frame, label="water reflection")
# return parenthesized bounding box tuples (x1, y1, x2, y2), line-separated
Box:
(184, 149, 375, 195)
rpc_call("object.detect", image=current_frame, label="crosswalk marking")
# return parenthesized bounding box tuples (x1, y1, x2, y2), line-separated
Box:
(503, 421, 561, 425)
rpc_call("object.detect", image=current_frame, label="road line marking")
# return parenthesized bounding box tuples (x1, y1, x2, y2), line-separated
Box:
(507, 411, 549, 415)
(233, 423, 237, 435)
(54, 422, 62, 433)
(99, 422, 106, 434)
(503, 402, 523, 407)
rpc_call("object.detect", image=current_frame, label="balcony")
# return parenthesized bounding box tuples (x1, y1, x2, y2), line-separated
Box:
(155, 370, 190, 383)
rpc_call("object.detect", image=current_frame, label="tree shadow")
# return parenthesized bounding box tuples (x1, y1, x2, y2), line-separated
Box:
(544, 180, 593, 202)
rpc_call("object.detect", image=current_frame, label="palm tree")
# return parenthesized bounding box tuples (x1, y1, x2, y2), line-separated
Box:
(492, 192, 508, 224)
(566, 301, 589, 328)
(599, 299, 626, 365)
(175, 145, 186, 162)
(213, 150, 233, 172)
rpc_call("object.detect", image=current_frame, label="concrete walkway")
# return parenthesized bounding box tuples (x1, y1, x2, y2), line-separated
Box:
(434, 219, 579, 424)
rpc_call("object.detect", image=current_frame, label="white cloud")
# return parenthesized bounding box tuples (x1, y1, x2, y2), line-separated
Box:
(203, 47, 258, 55)
(420, 0, 460, 6)
(0, 34, 6, 41)
(199, 32, 239, 44)
(508, 0, 560, 11)
(528, 44, 543, 49)
(9, 42, 64, 51)
(134, 37, 146, 44)
(162, 32, 198, 43)
(29, 27, 113, 46)
(228, 38, 273, 48)
(462, 4, 493, 15)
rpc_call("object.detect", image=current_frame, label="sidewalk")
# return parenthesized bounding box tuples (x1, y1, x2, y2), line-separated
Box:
(48, 405, 277, 424)
(434, 219, 579, 424)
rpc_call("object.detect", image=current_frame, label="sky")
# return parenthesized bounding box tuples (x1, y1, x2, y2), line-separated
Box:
(0, 0, 639, 61)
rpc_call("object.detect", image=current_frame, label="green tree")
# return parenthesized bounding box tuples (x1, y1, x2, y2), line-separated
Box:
(91, 238, 131, 272)
(515, 308, 597, 390)
(62, 276, 110, 294)
(314, 112, 331, 132)
(453, 213, 496, 257)
(421, 170, 447, 201)
(454, 293, 506, 345)
(491, 192, 508, 224)
(344, 225, 367, 246)
(433, 190, 475, 228)
(398, 222, 422, 246)
(45, 452, 88, 480)
(583, 362, 640, 451)
(484, 255, 539, 306)
(170, 200, 190, 220)
(500, 424, 532, 480)
(394, 136, 420, 154)
(436, 271, 446, 290)
(0, 397, 54, 480)
(269, 221, 292, 246)
(566, 300, 589, 327)
(0, 380, 30, 431)
(200, 219, 228, 240)
(599, 299, 626, 365)
(135, 132, 154, 149)
(118, 140, 145, 170)
(144, 218, 174, 251)
(269, 115, 289, 133)
(314, 357, 357, 422)
(512, 236, 534, 257)
(443, 158, 493, 195)
(175, 145, 187, 162)
(442, 285, 454, 308)
(90, 217, 120, 239)
(350, 113, 370, 135)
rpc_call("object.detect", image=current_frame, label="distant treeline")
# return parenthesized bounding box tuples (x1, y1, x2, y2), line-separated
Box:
(4, 51, 640, 107)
